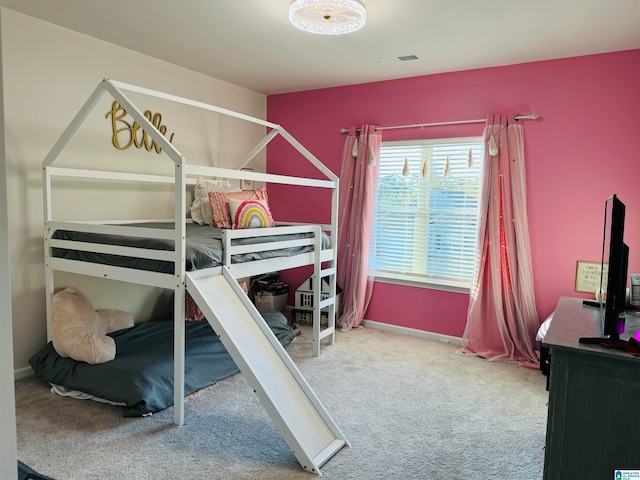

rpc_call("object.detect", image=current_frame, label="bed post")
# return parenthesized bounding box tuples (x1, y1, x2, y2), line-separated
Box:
(312, 227, 324, 357)
(173, 157, 187, 427)
(331, 179, 339, 329)
(42, 166, 55, 341)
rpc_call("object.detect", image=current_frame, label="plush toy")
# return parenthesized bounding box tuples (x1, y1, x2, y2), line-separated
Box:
(51, 287, 134, 364)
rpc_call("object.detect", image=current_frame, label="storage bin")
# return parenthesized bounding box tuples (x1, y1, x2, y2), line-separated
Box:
(254, 291, 288, 312)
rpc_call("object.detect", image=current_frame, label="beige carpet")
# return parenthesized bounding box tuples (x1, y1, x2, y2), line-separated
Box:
(15, 324, 548, 479)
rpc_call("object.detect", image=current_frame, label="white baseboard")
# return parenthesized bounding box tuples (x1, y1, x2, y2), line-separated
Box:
(14, 366, 33, 380)
(361, 319, 467, 347)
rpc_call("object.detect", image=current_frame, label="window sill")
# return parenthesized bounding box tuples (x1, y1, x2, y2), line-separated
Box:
(372, 273, 470, 294)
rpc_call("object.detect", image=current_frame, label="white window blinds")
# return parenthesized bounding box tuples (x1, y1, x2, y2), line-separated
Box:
(369, 137, 484, 288)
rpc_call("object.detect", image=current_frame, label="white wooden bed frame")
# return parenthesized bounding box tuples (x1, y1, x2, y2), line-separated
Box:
(42, 78, 340, 427)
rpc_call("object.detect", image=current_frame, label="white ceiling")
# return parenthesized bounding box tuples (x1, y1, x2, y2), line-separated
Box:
(3, 0, 640, 95)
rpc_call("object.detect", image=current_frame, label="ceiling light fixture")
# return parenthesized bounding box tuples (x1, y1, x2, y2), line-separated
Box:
(289, 0, 366, 35)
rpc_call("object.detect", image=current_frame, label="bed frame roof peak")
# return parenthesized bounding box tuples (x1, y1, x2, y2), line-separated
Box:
(42, 77, 338, 183)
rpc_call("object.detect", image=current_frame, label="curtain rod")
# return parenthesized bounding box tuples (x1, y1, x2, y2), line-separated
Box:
(339, 114, 539, 134)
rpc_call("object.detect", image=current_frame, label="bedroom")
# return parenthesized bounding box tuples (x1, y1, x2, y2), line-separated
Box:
(2, 1, 640, 479)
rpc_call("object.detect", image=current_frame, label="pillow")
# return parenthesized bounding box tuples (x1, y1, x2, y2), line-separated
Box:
(228, 198, 275, 229)
(51, 287, 134, 364)
(208, 186, 271, 229)
(190, 177, 237, 225)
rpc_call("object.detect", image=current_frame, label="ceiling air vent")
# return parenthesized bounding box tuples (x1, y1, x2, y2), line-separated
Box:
(376, 54, 420, 64)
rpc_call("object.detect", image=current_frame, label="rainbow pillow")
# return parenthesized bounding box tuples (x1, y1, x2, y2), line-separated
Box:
(228, 198, 275, 229)
(208, 187, 269, 229)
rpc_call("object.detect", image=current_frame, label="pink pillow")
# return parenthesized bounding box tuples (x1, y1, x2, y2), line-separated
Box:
(208, 187, 270, 229)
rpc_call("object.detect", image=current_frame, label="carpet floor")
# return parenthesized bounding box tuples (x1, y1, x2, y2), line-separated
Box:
(15, 323, 548, 479)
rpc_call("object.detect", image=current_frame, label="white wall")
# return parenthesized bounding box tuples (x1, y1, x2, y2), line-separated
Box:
(2, 9, 267, 373)
(0, 8, 19, 479)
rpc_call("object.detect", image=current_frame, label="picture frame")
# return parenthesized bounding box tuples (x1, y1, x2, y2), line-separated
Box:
(240, 168, 254, 191)
(575, 260, 608, 294)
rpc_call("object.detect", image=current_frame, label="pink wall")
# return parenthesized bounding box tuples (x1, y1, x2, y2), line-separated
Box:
(266, 50, 640, 338)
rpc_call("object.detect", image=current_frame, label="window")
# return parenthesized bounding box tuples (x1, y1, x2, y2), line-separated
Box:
(369, 137, 484, 291)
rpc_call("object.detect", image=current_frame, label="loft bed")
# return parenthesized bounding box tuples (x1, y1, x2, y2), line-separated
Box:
(41, 78, 340, 429)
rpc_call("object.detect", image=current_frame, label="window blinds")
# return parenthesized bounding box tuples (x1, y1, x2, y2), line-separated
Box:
(370, 138, 484, 286)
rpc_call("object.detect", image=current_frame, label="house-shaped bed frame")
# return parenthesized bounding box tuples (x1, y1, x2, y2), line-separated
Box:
(41, 78, 347, 475)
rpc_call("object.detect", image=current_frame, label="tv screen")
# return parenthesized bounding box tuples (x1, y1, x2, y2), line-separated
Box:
(600, 194, 628, 340)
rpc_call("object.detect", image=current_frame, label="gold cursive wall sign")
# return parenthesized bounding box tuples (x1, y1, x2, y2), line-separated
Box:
(105, 101, 176, 154)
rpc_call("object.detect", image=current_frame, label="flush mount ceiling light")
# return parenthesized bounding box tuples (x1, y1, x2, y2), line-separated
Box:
(289, 0, 366, 35)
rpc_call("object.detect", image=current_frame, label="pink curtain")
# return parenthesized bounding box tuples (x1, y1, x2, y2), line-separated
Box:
(336, 126, 381, 330)
(463, 114, 540, 365)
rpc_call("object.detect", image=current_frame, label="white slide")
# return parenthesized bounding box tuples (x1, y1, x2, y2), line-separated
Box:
(185, 267, 349, 475)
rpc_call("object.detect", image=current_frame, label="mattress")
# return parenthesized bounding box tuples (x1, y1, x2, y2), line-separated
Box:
(29, 311, 300, 417)
(51, 222, 330, 273)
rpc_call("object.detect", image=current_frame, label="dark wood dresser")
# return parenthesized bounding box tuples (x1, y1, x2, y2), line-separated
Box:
(542, 296, 640, 479)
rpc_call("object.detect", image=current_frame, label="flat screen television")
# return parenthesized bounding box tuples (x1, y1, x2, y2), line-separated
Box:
(581, 194, 628, 342)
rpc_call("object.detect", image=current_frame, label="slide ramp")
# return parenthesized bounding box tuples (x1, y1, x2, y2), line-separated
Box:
(185, 267, 348, 475)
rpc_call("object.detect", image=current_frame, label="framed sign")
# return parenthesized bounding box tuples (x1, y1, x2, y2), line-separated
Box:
(575, 260, 608, 294)
(240, 168, 254, 191)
